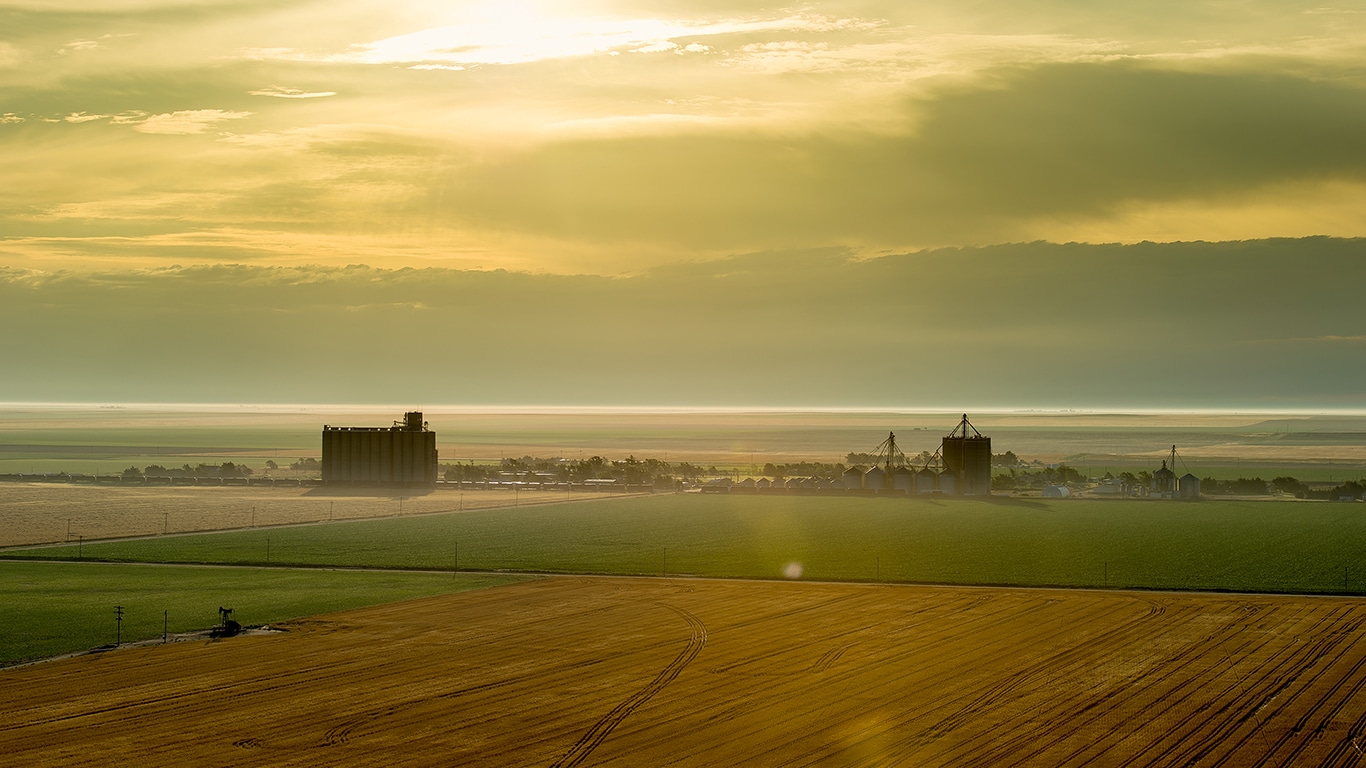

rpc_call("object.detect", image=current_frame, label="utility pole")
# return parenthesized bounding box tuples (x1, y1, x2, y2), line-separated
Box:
(115, 605, 124, 646)
(329, 501, 334, 522)
(164, 610, 168, 643)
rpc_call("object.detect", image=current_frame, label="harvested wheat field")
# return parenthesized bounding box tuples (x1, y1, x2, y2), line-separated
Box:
(6, 577, 1366, 767)
(0, 484, 629, 547)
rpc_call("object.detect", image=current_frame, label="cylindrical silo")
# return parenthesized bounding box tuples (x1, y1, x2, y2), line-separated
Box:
(915, 468, 937, 494)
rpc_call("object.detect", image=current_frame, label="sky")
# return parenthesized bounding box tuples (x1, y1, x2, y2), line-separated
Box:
(2, 1, 1366, 409)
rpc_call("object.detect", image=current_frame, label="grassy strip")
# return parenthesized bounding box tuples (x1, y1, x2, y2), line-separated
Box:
(9, 494, 1366, 595)
(0, 561, 526, 666)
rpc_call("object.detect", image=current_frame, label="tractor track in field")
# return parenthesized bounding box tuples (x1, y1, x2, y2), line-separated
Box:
(1138, 607, 1366, 767)
(771, 593, 1156, 767)
(1256, 617, 1366, 767)
(550, 603, 708, 768)
(951, 600, 1274, 765)
(1032, 603, 1271, 766)
(1204, 609, 1366, 767)
(1107, 607, 1310, 767)
(923, 597, 1169, 741)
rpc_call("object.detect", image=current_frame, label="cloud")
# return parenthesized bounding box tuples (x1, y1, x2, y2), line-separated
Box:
(132, 109, 251, 134)
(424, 62, 1366, 252)
(248, 85, 337, 99)
(739, 41, 828, 53)
(62, 111, 108, 123)
(57, 39, 100, 55)
(108, 111, 149, 124)
(251, 11, 879, 68)
(632, 41, 679, 54)
(5, 3, 1366, 279)
(0, 113, 25, 124)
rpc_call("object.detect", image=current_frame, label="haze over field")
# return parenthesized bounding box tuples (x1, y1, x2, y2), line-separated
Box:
(3, 1, 1365, 409)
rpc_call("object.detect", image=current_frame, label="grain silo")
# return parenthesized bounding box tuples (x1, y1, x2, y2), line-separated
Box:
(1179, 473, 1201, 499)
(322, 411, 438, 486)
(893, 466, 915, 493)
(1152, 461, 1177, 498)
(937, 469, 958, 495)
(940, 414, 992, 496)
(915, 467, 938, 495)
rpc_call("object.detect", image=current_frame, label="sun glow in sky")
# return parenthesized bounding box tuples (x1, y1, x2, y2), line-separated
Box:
(3, 1, 1366, 407)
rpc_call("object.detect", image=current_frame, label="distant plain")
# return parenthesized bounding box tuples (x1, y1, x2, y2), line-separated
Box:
(5, 405, 1366, 477)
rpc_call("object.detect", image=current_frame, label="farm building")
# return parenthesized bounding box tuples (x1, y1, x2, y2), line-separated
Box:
(321, 411, 438, 486)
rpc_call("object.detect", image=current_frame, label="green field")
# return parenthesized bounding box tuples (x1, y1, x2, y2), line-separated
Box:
(0, 562, 526, 666)
(10, 494, 1366, 595)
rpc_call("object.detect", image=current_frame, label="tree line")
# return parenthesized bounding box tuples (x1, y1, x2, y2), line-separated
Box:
(441, 455, 711, 486)
(122, 462, 254, 478)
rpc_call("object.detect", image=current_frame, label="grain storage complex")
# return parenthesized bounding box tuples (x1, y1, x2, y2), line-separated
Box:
(322, 411, 438, 486)
(763, 415, 993, 496)
(858, 415, 991, 495)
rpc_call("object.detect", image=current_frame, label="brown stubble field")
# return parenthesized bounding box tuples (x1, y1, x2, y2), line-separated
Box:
(0, 485, 625, 547)
(6, 577, 1366, 767)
